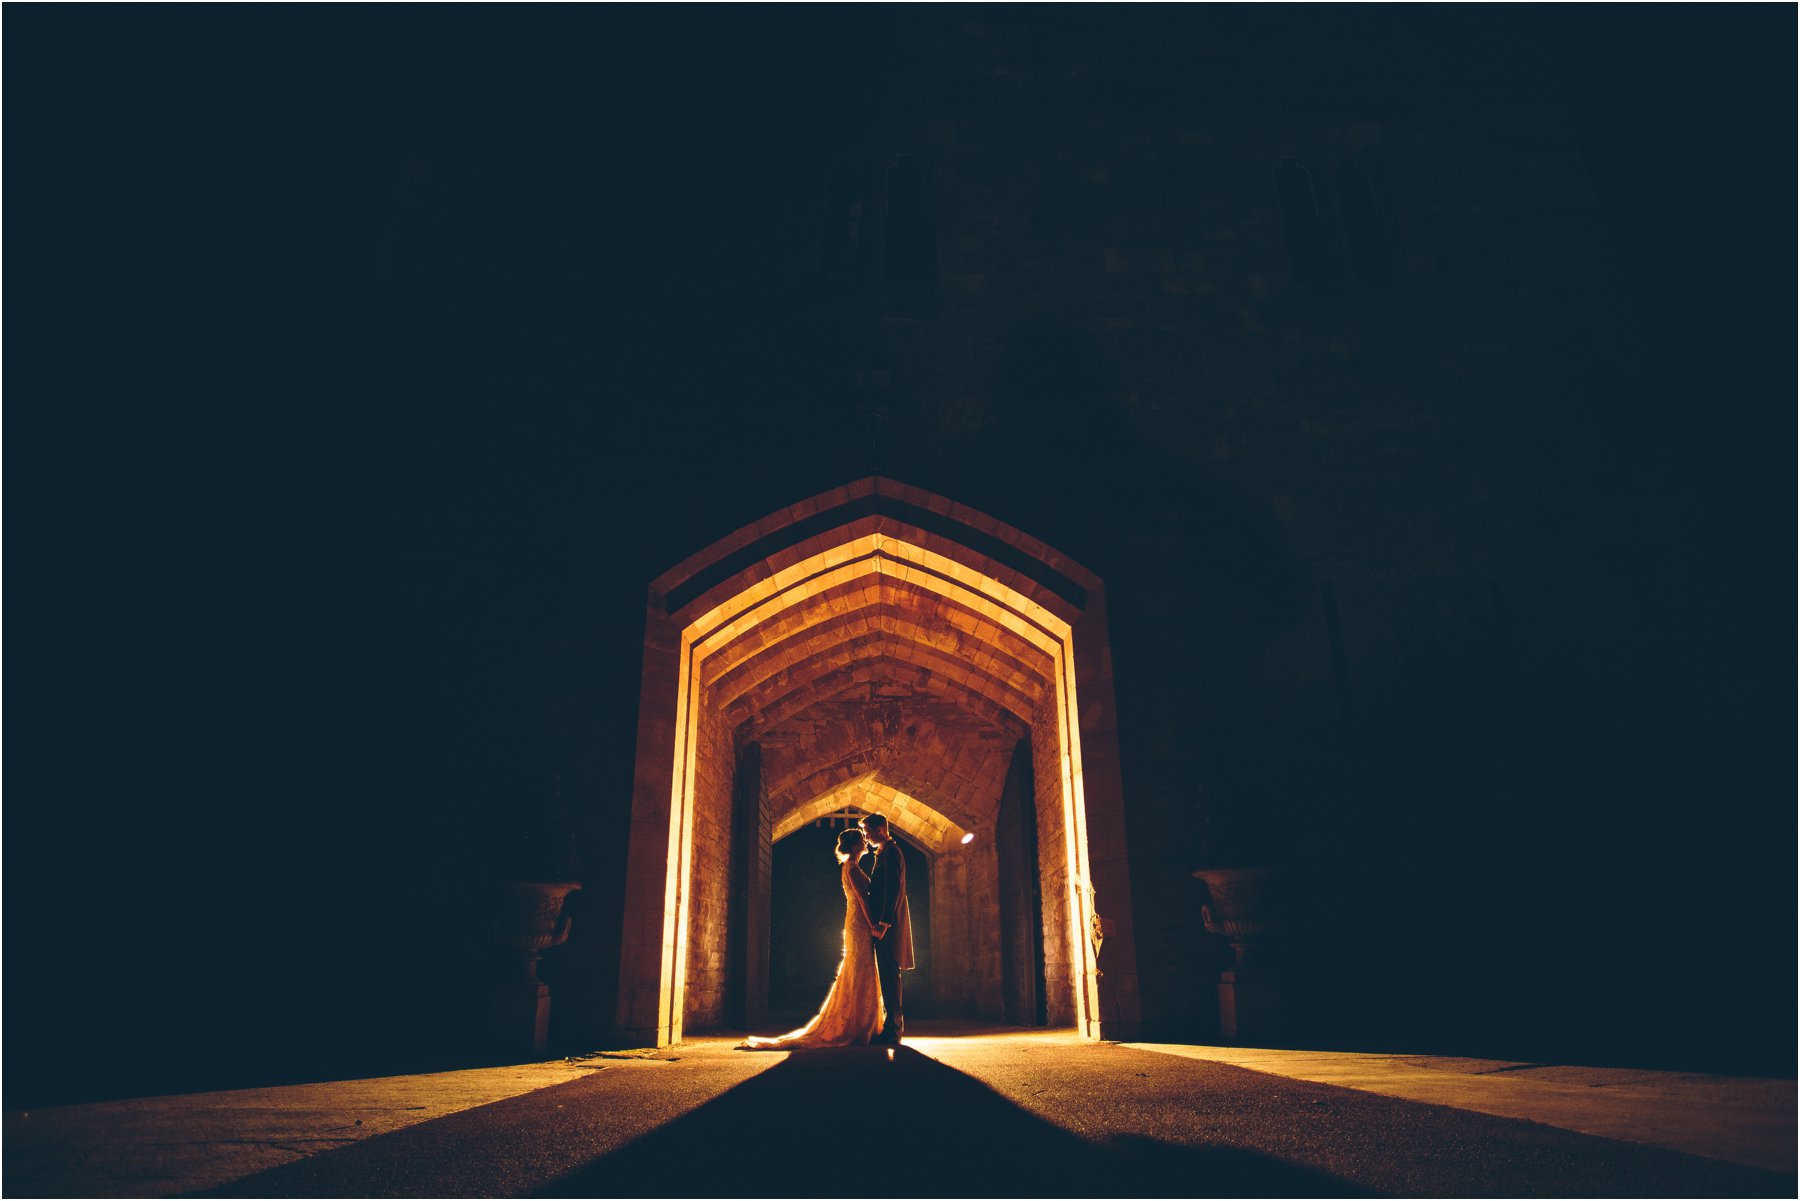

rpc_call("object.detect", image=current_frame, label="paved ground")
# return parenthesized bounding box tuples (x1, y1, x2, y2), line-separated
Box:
(3, 1059, 606, 1198)
(1125, 1041, 1797, 1174)
(5, 1025, 1793, 1198)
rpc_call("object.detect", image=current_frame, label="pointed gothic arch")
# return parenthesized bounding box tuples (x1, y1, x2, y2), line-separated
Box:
(615, 478, 1141, 1044)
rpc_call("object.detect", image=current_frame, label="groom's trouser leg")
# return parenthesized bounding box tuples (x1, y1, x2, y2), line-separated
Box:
(873, 938, 902, 1038)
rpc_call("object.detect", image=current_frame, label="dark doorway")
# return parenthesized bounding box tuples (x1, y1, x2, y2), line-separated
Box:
(768, 819, 933, 1022)
(725, 741, 770, 1030)
(996, 739, 1049, 1025)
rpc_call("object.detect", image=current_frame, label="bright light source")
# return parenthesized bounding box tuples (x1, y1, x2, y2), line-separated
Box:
(960, 832, 976, 845)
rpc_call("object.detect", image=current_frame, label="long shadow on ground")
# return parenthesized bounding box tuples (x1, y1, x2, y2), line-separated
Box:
(205, 1043, 1795, 1198)
(205, 1047, 1362, 1198)
(535, 1047, 1361, 1198)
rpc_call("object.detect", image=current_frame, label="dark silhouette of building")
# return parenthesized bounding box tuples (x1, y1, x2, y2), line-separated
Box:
(5, 5, 1793, 1104)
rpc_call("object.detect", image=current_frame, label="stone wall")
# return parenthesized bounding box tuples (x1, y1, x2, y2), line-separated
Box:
(1031, 704, 1076, 1027)
(613, 6, 1742, 1050)
(728, 741, 772, 1030)
(927, 846, 969, 1014)
(912, 834, 1002, 1020)
(746, 7, 1704, 1040)
(682, 698, 736, 1030)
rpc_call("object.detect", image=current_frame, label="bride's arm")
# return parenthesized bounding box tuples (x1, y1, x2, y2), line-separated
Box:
(845, 863, 881, 934)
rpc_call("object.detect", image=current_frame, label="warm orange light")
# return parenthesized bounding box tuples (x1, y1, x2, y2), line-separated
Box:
(656, 530, 1103, 1045)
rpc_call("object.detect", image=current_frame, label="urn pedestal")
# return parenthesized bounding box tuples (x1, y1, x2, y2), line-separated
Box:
(1193, 868, 1280, 1042)
(492, 881, 581, 1056)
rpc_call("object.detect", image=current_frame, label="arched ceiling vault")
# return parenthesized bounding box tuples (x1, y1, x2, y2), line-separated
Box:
(710, 619, 1049, 712)
(720, 636, 1041, 732)
(766, 752, 978, 830)
(707, 607, 1051, 700)
(760, 719, 1013, 834)
(700, 575, 1055, 685)
(733, 661, 1028, 744)
(689, 527, 1054, 873)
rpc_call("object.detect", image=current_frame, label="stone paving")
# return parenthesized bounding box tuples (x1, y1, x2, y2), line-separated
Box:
(1125, 1041, 1797, 1174)
(4, 1025, 1793, 1197)
(3, 1059, 603, 1198)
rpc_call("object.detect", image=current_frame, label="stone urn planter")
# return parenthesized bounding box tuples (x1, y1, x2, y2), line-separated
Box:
(1193, 867, 1279, 1042)
(492, 881, 581, 1055)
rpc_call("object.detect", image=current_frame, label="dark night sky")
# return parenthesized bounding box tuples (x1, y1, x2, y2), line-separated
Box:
(6, 6, 1793, 1094)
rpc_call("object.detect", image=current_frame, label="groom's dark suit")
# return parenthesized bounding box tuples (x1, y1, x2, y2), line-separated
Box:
(866, 843, 906, 1043)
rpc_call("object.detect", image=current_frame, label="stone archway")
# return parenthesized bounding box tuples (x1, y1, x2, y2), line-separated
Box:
(615, 478, 1141, 1045)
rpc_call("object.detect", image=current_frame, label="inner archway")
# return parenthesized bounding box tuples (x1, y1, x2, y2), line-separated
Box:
(615, 479, 1142, 1045)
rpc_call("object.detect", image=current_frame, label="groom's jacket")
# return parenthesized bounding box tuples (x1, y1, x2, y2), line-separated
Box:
(868, 846, 905, 928)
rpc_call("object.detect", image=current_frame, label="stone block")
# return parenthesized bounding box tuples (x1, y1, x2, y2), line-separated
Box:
(1216, 969, 1281, 1042)
(491, 981, 552, 1056)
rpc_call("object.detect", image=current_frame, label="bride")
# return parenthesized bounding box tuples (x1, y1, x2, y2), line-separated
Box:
(739, 828, 887, 1049)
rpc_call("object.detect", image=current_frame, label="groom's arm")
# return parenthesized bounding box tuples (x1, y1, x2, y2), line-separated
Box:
(893, 852, 908, 924)
(874, 857, 902, 926)
(867, 860, 896, 929)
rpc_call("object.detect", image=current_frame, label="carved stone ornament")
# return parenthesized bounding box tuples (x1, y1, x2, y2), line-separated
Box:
(1193, 867, 1274, 967)
(498, 881, 582, 984)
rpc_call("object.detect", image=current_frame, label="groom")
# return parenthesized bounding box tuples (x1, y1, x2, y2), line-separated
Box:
(859, 813, 911, 1045)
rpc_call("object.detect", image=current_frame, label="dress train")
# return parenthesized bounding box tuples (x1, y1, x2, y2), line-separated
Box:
(740, 860, 884, 1049)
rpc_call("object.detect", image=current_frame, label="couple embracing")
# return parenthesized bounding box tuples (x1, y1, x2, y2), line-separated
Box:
(740, 813, 912, 1050)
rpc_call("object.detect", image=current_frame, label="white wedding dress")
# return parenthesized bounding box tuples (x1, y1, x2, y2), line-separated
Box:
(741, 860, 885, 1049)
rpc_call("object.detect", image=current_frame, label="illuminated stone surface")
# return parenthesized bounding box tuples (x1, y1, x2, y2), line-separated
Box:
(612, 481, 1139, 1045)
(8, 1030, 1789, 1196)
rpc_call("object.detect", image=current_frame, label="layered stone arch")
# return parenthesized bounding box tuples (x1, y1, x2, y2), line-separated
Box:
(615, 478, 1141, 1045)
(770, 775, 970, 851)
(699, 574, 1059, 693)
(765, 752, 977, 831)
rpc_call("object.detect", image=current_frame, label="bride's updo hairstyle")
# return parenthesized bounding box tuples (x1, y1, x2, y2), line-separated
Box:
(834, 828, 864, 863)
